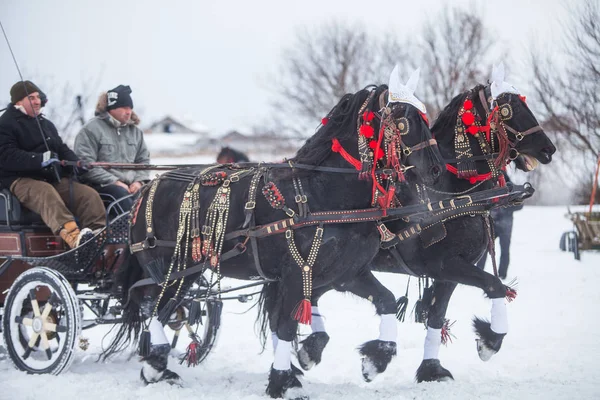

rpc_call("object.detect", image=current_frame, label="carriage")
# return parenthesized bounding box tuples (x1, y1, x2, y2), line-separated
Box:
(560, 154, 600, 260)
(0, 188, 238, 375)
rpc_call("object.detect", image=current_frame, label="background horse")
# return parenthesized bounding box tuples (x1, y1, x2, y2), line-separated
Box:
(288, 77, 556, 384)
(108, 77, 444, 399)
(216, 146, 250, 163)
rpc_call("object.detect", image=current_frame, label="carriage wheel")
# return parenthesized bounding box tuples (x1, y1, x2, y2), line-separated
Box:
(169, 299, 222, 365)
(570, 232, 581, 260)
(2, 267, 81, 375)
(559, 232, 568, 251)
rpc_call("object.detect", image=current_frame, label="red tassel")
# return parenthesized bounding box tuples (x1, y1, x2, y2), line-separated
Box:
(321, 117, 329, 125)
(441, 319, 456, 345)
(292, 299, 312, 325)
(505, 288, 517, 302)
(463, 99, 473, 110)
(462, 111, 475, 126)
(369, 140, 378, 149)
(359, 124, 375, 138)
(180, 338, 202, 367)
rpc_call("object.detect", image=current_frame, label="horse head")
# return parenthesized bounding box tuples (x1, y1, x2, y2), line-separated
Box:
(216, 146, 250, 164)
(432, 64, 556, 184)
(294, 66, 443, 200)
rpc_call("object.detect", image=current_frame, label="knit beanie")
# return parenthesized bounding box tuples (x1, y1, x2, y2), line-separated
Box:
(10, 80, 42, 103)
(106, 85, 134, 110)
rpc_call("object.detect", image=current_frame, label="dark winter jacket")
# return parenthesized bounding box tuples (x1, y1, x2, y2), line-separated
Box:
(0, 104, 78, 189)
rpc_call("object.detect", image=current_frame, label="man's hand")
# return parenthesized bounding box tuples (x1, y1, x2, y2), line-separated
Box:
(129, 181, 143, 193)
(115, 180, 130, 191)
(41, 151, 59, 168)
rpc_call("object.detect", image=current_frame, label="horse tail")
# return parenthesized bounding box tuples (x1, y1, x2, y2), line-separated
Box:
(100, 252, 145, 361)
(256, 280, 282, 352)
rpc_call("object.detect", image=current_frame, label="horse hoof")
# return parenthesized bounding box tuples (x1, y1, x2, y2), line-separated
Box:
(359, 340, 397, 382)
(266, 366, 308, 399)
(415, 359, 454, 383)
(140, 367, 183, 386)
(473, 317, 506, 361)
(297, 332, 330, 371)
(291, 363, 304, 377)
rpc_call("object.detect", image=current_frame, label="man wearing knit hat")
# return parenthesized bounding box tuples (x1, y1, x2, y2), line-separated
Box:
(75, 84, 150, 212)
(0, 80, 106, 248)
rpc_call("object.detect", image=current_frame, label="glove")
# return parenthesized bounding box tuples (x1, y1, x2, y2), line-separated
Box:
(41, 151, 59, 168)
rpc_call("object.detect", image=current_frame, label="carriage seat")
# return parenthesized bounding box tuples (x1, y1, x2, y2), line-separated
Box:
(0, 188, 46, 226)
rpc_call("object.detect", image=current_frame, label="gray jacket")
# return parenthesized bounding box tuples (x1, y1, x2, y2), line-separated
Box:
(75, 112, 150, 186)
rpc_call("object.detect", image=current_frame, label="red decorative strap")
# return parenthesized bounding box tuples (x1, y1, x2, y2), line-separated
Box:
(331, 138, 361, 170)
(445, 164, 492, 184)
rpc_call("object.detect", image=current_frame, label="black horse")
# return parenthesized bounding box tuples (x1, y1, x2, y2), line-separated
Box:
(216, 146, 250, 164)
(287, 82, 556, 383)
(108, 81, 444, 398)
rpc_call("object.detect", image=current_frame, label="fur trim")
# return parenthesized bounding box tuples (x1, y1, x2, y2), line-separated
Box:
(95, 91, 140, 125)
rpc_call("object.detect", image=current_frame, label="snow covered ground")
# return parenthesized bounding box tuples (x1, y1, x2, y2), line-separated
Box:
(1, 206, 599, 400)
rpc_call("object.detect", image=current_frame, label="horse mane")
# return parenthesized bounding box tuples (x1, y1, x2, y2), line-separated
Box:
(431, 84, 487, 136)
(291, 84, 387, 165)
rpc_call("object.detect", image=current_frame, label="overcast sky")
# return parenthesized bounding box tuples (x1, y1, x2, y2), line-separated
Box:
(1, 0, 567, 135)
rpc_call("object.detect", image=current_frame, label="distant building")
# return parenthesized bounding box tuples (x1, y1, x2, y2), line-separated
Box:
(145, 115, 209, 135)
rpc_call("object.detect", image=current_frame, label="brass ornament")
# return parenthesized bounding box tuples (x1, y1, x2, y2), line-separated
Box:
(499, 104, 513, 120)
(397, 117, 409, 135)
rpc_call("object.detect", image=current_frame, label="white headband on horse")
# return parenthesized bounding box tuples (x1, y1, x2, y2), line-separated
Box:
(490, 62, 520, 108)
(387, 65, 427, 114)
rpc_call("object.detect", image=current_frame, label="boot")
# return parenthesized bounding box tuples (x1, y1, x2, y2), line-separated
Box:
(59, 221, 82, 249)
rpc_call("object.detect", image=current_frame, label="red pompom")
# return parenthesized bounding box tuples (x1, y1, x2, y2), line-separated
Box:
(463, 99, 473, 110)
(519, 95, 527, 104)
(461, 111, 475, 126)
(369, 140, 378, 149)
(469, 177, 478, 184)
(359, 124, 375, 138)
(373, 147, 384, 160)
(363, 111, 375, 122)
(321, 117, 329, 125)
(466, 125, 479, 135)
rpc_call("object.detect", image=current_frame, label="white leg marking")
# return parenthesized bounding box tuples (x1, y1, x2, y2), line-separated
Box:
(378, 314, 397, 342)
(490, 298, 508, 334)
(149, 317, 169, 345)
(423, 327, 442, 360)
(311, 306, 326, 333)
(273, 339, 292, 371)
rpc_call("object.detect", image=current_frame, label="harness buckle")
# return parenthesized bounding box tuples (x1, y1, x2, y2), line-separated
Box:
(403, 147, 412, 157)
(285, 208, 296, 218)
(245, 201, 256, 210)
(301, 195, 308, 203)
(230, 175, 240, 182)
(294, 195, 302, 203)
(515, 132, 524, 141)
(455, 195, 473, 206)
(145, 236, 156, 249)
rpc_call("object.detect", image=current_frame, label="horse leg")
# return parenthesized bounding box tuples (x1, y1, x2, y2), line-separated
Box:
(140, 317, 182, 386)
(497, 217, 513, 279)
(297, 287, 330, 371)
(266, 281, 308, 400)
(434, 256, 510, 362)
(415, 281, 456, 383)
(341, 270, 397, 382)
